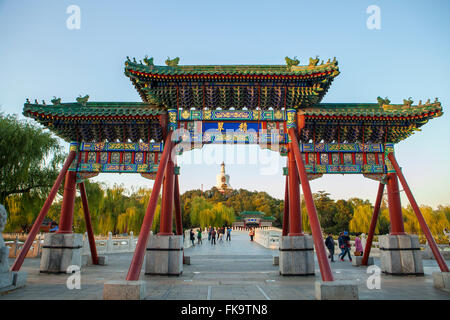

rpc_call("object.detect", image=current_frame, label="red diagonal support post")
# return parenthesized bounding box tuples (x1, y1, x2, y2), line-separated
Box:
(126, 132, 174, 281)
(362, 182, 385, 266)
(387, 153, 449, 272)
(11, 150, 77, 271)
(282, 173, 289, 236)
(174, 175, 183, 236)
(288, 128, 334, 281)
(79, 182, 99, 265)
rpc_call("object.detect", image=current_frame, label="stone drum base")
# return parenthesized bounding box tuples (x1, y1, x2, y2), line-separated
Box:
(352, 256, 374, 267)
(279, 235, 314, 276)
(145, 234, 183, 276)
(103, 280, 146, 300)
(379, 234, 423, 275)
(0, 245, 27, 293)
(315, 280, 359, 300)
(40, 233, 83, 273)
(432, 272, 450, 293)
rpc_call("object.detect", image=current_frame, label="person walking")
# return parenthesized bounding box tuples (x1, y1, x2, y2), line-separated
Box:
(338, 232, 345, 260)
(325, 233, 335, 262)
(340, 231, 352, 262)
(226, 226, 232, 242)
(354, 233, 363, 256)
(249, 228, 255, 241)
(189, 229, 195, 247)
(218, 227, 224, 243)
(210, 228, 216, 245)
(197, 228, 203, 245)
(208, 226, 212, 241)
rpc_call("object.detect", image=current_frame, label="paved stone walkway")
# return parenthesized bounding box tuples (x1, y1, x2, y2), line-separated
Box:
(1, 230, 449, 300)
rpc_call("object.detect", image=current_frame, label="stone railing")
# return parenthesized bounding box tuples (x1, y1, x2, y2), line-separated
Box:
(421, 243, 450, 259)
(254, 227, 282, 249)
(5, 235, 44, 258)
(82, 232, 138, 254)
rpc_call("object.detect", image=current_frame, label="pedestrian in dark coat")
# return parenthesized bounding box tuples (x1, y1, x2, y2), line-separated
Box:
(325, 233, 335, 262)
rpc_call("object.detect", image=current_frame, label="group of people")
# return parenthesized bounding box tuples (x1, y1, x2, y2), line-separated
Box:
(324, 231, 364, 262)
(189, 226, 232, 246)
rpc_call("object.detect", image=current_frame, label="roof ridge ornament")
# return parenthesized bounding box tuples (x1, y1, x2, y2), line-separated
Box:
(285, 56, 300, 70)
(403, 97, 413, 106)
(76, 94, 89, 106)
(309, 55, 319, 66)
(143, 55, 154, 66)
(51, 96, 61, 105)
(377, 96, 390, 106)
(165, 57, 180, 67)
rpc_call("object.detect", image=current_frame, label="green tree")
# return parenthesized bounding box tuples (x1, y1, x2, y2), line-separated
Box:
(0, 113, 65, 205)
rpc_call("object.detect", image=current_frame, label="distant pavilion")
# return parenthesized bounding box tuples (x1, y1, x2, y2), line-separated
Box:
(232, 211, 275, 229)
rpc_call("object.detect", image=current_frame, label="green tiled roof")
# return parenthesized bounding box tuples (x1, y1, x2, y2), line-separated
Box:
(125, 61, 340, 76)
(301, 102, 443, 117)
(124, 58, 340, 109)
(240, 211, 265, 216)
(23, 102, 165, 117)
(22, 101, 164, 142)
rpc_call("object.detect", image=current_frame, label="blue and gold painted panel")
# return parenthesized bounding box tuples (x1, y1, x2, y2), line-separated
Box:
(78, 142, 163, 152)
(178, 109, 286, 121)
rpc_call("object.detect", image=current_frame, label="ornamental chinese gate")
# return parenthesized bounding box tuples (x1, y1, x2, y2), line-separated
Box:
(12, 56, 448, 284)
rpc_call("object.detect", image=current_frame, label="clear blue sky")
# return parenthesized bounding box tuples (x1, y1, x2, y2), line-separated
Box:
(1, 0, 449, 207)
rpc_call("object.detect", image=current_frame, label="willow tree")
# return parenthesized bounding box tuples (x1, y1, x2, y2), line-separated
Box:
(349, 204, 374, 234)
(189, 196, 235, 228)
(0, 113, 64, 205)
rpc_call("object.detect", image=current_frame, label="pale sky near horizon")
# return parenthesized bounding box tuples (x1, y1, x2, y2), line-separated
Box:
(1, 0, 449, 208)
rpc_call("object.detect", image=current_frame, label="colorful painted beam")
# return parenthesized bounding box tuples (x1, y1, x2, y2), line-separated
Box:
(178, 109, 287, 121)
(77, 142, 163, 152)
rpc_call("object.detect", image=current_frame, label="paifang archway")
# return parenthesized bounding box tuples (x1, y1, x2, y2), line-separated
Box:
(12, 56, 448, 283)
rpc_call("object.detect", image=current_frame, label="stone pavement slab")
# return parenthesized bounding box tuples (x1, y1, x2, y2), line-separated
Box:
(1, 231, 449, 300)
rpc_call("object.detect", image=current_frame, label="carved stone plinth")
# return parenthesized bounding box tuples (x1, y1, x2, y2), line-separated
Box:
(379, 234, 423, 275)
(279, 235, 314, 276)
(145, 234, 183, 276)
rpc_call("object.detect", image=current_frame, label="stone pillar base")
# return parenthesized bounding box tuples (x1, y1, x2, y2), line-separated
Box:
(82, 254, 108, 267)
(379, 234, 423, 275)
(315, 280, 359, 300)
(279, 235, 314, 276)
(103, 280, 146, 300)
(40, 233, 83, 273)
(145, 234, 183, 276)
(432, 272, 450, 293)
(352, 256, 374, 267)
(0, 246, 27, 293)
(273, 256, 279, 266)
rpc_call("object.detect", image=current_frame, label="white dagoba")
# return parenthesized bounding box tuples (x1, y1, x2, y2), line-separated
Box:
(216, 162, 231, 193)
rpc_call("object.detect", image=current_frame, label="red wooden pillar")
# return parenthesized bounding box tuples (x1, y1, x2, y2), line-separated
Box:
(158, 154, 175, 236)
(11, 150, 77, 272)
(57, 170, 78, 234)
(386, 172, 405, 235)
(79, 182, 99, 265)
(387, 153, 449, 272)
(288, 147, 303, 236)
(126, 132, 173, 281)
(282, 174, 289, 236)
(288, 128, 334, 282)
(362, 182, 385, 266)
(174, 174, 183, 236)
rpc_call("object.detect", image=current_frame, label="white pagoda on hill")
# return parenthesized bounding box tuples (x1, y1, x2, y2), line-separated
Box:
(215, 162, 231, 193)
